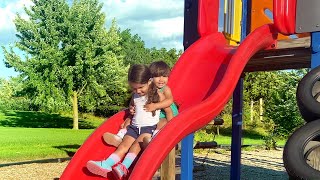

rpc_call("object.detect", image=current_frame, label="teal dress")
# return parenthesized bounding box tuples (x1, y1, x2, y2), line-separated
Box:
(159, 86, 179, 119)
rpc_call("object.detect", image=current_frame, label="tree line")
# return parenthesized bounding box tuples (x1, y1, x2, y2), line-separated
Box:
(1, 0, 181, 129)
(1, 0, 306, 137)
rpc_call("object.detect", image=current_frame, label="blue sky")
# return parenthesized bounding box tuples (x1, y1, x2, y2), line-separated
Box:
(0, 0, 223, 79)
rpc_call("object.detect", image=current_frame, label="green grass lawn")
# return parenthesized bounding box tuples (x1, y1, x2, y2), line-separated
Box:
(0, 127, 93, 163)
(0, 110, 105, 163)
(0, 110, 104, 129)
(214, 135, 286, 146)
(195, 129, 286, 147)
(0, 110, 287, 163)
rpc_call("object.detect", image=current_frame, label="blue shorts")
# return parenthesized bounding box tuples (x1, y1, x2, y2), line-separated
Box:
(125, 124, 157, 139)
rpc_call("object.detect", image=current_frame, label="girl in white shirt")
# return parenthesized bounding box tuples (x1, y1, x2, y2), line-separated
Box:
(86, 64, 161, 179)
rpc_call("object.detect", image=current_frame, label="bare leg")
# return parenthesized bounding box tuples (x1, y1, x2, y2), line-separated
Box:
(142, 118, 168, 148)
(153, 118, 168, 136)
(163, 106, 174, 121)
(156, 118, 168, 130)
(142, 134, 152, 149)
(103, 120, 130, 147)
(103, 132, 123, 147)
(129, 133, 150, 154)
(112, 135, 137, 156)
(143, 106, 172, 145)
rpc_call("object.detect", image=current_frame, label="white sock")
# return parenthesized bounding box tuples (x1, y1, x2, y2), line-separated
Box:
(116, 128, 127, 139)
(152, 130, 159, 137)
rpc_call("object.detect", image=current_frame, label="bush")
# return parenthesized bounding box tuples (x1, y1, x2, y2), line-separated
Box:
(263, 134, 277, 150)
(0, 97, 33, 111)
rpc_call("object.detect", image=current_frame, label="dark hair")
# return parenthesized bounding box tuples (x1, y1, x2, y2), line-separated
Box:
(149, 60, 171, 77)
(128, 64, 152, 84)
(128, 64, 160, 116)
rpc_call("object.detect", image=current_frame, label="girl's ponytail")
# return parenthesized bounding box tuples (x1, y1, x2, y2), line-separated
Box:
(146, 82, 160, 116)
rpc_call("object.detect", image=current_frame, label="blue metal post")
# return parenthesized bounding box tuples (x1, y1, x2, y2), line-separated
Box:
(230, 0, 247, 179)
(311, 32, 320, 68)
(181, 0, 199, 179)
(181, 134, 194, 180)
(240, 0, 249, 42)
(230, 79, 244, 180)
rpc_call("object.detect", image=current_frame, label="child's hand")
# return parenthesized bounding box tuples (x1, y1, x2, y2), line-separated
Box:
(129, 105, 135, 115)
(144, 103, 157, 112)
(120, 123, 125, 128)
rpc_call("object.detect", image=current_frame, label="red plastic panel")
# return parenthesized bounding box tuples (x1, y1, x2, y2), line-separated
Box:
(198, 0, 219, 37)
(273, 0, 296, 35)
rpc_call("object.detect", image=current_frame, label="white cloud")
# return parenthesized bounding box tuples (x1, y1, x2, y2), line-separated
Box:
(143, 17, 183, 38)
(0, 0, 33, 45)
(0, 0, 185, 49)
(0, 5, 16, 32)
(0, 0, 33, 30)
(104, 0, 182, 20)
(103, 0, 184, 50)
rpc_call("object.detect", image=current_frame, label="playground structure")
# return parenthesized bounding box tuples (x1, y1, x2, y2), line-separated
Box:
(60, 0, 320, 179)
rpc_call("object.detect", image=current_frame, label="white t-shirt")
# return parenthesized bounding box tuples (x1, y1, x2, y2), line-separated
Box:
(131, 93, 160, 127)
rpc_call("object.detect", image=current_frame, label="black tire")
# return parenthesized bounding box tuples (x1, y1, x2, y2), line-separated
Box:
(283, 120, 320, 180)
(297, 66, 320, 122)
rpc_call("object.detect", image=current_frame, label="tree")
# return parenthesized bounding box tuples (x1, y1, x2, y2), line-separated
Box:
(243, 70, 306, 137)
(3, 0, 128, 129)
(117, 29, 182, 67)
(149, 47, 181, 67)
(244, 71, 281, 101)
(3, 0, 70, 113)
(264, 70, 305, 136)
(0, 77, 31, 111)
(243, 71, 280, 124)
(118, 29, 151, 65)
(0, 78, 13, 110)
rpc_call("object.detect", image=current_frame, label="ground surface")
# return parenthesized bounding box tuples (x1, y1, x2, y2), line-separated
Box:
(0, 149, 288, 180)
(192, 148, 288, 180)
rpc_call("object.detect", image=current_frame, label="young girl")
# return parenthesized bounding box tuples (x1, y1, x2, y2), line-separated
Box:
(144, 60, 179, 137)
(103, 61, 178, 147)
(86, 64, 161, 179)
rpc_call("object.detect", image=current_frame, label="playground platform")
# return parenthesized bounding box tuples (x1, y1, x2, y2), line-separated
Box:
(246, 37, 311, 72)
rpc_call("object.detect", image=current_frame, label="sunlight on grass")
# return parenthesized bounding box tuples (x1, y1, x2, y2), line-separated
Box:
(0, 127, 94, 163)
(0, 110, 108, 163)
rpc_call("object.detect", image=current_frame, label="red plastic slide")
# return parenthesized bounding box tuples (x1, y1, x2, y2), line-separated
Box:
(60, 24, 277, 180)
(273, 0, 296, 35)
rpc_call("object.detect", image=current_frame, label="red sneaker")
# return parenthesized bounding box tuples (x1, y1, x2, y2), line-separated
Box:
(112, 163, 129, 180)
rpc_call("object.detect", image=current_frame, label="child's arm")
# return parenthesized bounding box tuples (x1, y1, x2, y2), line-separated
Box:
(121, 116, 132, 129)
(144, 86, 174, 111)
(162, 87, 174, 120)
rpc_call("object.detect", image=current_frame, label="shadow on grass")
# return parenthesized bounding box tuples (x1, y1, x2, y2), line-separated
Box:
(0, 110, 95, 129)
(53, 144, 81, 157)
